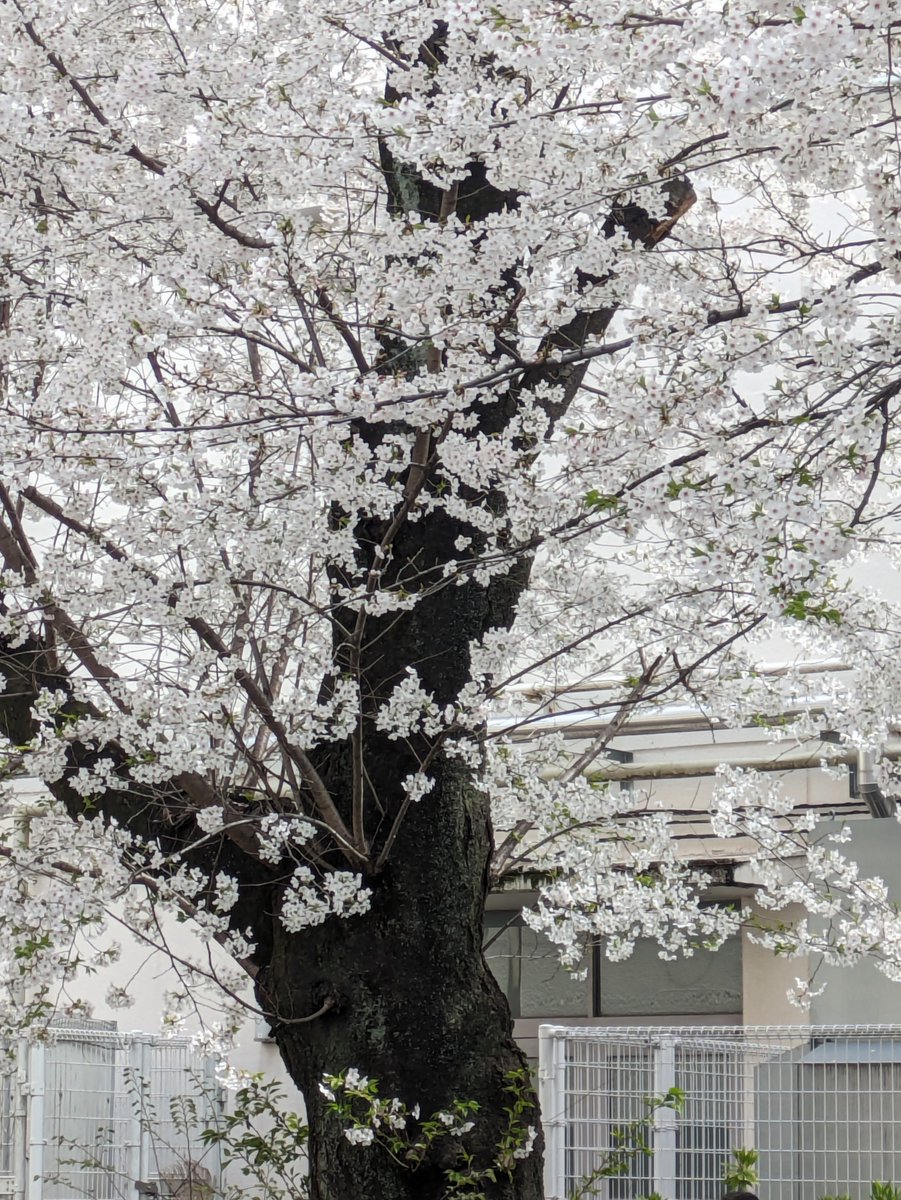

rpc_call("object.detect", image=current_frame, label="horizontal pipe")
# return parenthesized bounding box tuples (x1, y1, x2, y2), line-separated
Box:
(494, 705, 828, 740)
(512, 659, 851, 700)
(570, 749, 860, 782)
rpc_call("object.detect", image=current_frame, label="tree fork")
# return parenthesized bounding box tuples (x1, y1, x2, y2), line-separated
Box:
(262, 148, 696, 1200)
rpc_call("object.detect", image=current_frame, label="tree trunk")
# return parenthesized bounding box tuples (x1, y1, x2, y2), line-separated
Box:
(0, 38, 692, 1186)
(259, 753, 544, 1200)
(246, 161, 696, 1200)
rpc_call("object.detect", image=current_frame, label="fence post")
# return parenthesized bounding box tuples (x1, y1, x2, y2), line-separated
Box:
(539, 1026, 567, 1200)
(138, 1039, 153, 1188)
(24, 1044, 45, 1200)
(125, 1037, 154, 1198)
(653, 1034, 677, 1200)
(201, 1053, 223, 1189)
(13, 1042, 27, 1200)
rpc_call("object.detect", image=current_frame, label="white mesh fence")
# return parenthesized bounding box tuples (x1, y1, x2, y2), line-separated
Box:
(0, 1025, 223, 1200)
(539, 1025, 901, 1200)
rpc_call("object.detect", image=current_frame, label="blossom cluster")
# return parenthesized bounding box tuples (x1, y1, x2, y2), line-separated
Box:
(1, 0, 901, 1035)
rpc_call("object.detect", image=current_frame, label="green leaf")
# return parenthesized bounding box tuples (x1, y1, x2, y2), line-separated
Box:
(584, 489, 620, 511)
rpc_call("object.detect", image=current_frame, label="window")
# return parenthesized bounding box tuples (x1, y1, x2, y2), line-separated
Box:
(484, 909, 742, 1020)
(594, 934, 742, 1016)
(483, 911, 589, 1018)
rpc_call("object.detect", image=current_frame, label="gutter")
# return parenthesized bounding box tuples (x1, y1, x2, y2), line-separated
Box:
(544, 744, 901, 818)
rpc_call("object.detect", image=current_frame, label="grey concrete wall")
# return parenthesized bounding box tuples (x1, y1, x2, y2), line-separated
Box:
(810, 817, 901, 1024)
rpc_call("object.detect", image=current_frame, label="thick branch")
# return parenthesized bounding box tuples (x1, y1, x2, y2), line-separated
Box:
(13, 486, 358, 859)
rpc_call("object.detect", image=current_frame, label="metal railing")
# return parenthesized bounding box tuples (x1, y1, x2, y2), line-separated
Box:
(539, 1025, 901, 1200)
(0, 1025, 222, 1200)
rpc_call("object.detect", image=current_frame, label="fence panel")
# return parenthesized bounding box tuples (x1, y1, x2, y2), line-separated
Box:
(0, 1058, 17, 1191)
(0, 1026, 222, 1200)
(539, 1025, 901, 1200)
(43, 1030, 123, 1200)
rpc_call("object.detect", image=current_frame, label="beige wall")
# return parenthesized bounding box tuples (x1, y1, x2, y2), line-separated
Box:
(741, 899, 810, 1025)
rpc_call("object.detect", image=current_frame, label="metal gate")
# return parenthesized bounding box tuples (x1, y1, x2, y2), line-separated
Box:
(539, 1025, 901, 1200)
(0, 1025, 223, 1200)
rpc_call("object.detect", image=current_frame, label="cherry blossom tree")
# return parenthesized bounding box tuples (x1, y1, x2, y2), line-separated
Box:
(2, 1, 901, 1197)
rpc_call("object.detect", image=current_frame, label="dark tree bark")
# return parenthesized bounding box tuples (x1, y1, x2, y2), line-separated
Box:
(265, 754, 540, 1200)
(254, 149, 692, 1196)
